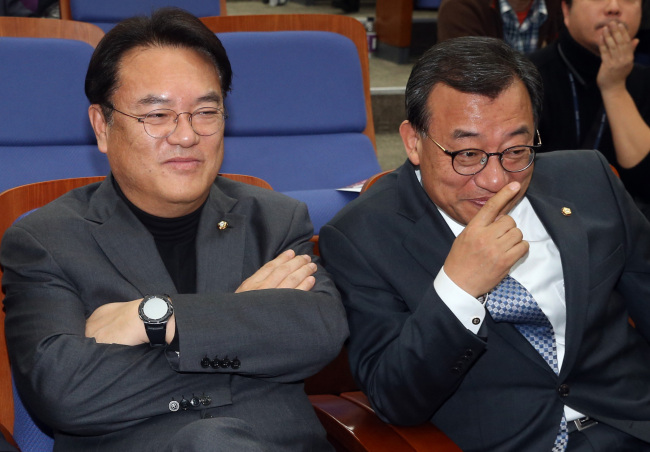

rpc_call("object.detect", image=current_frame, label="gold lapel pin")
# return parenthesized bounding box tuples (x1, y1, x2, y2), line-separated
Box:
(561, 207, 572, 217)
(218, 220, 228, 230)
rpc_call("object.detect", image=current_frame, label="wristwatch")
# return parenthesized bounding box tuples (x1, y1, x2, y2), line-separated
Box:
(138, 294, 174, 347)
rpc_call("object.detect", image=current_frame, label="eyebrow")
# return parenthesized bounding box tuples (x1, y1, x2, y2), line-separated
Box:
(451, 125, 532, 140)
(136, 91, 223, 107)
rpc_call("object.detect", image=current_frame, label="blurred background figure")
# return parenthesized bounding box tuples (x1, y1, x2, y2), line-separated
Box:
(529, 0, 650, 218)
(0, 0, 58, 17)
(332, 0, 359, 14)
(437, 0, 563, 53)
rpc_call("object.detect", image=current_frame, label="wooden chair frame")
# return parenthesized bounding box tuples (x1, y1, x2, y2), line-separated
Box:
(200, 14, 377, 150)
(0, 16, 104, 46)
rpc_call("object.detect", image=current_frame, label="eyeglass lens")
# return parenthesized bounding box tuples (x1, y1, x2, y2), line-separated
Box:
(143, 108, 225, 138)
(453, 147, 534, 175)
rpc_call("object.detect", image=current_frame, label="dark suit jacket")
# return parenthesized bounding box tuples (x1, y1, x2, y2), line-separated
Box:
(1, 175, 348, 452)
(320, 150, 650, 452)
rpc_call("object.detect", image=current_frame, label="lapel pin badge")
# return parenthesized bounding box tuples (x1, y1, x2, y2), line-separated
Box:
(217, 220, 229, 230)
(561, 207, 572, 217)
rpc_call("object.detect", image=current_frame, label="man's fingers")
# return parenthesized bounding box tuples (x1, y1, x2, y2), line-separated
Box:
(236, 251, 315, 292)
(266, 254, 312, 286)
(294, 275, 316, 292)
(471, 182, 521, 226)
(245, 249, 296, 283)
(277, 262, 317, 290)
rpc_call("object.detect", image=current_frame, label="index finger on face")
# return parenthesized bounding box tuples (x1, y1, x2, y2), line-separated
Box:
(471, 182, 521, 227)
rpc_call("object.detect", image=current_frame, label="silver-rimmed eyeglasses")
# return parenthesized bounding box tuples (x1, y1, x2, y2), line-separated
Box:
(426, 130, 541, 176)
(106, 105, 228, 139)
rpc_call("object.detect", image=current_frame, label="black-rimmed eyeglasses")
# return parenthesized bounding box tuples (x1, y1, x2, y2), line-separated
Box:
(106, 105, 228, 139)
(426, 130, 541, 176)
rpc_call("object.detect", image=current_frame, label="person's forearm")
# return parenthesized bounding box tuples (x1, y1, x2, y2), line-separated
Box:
(601, 85, 650, 168)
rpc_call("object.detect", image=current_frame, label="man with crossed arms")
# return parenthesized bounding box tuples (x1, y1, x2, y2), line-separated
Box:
(320, 36, 650, 451)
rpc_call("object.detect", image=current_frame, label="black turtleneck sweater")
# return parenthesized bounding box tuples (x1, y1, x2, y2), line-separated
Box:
(113, 179, 201, 294)
(529, 30, 650, 215)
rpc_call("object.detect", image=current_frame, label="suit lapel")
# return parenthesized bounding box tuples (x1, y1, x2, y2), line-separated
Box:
(526, 178, 590, 378)
(85, 177, 249, 297)
(397, 163, 457, 278)
(86, 177, 177, 297)
(195, 182, 246, 294)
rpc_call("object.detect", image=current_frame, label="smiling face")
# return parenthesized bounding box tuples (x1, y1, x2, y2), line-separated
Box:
(89, 45, 225, 218)
(562, 0, 642, 54)
(400, 80, 535, 225)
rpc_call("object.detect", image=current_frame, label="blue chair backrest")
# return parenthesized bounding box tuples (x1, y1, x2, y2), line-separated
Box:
(415, 0, 441, 8)
(218, 31, 381, 232)
(69, 0, 222, 32)
(12, 377, 54, 451)
(0, 37, 110, 194)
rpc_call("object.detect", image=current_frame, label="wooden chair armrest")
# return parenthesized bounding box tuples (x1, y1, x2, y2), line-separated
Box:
(309, 394, 416, 451)
(340, 392, 462, 451)
(0, 422, 19, 451)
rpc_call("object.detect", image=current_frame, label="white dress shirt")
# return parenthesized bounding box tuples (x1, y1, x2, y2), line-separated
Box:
(430, 192, 584, 421)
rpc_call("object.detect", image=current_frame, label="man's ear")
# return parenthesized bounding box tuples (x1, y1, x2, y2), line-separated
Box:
(399, 120, 421, 166)
(561, 1, 570, 29)
(88, 104, 109, 154)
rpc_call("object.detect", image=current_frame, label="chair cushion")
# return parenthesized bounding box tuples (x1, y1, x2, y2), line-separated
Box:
(69, 0, 221, 23)
(284, 188, 359, 234)
(0, 38, 96, 146)
(12, 377, 54, 451)
(222, 134, 380, 192)
(219, 31, 367, 137)
(0, 145, 109, 194)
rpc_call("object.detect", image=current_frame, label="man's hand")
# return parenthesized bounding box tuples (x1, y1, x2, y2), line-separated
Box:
(86, 299, 176, 346)
(443, 182, 529, 297)
(236, 249, 317, 293)
(597, 21, 638, 93)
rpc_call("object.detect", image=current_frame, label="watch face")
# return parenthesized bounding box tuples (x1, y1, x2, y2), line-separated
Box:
(143, 297, 169, 321)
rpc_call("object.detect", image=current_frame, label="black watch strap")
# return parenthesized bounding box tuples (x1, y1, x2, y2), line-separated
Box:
(145, 323, 167, 347)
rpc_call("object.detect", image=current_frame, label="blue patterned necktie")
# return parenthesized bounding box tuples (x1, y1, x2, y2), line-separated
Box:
(487, 275, 569, 452)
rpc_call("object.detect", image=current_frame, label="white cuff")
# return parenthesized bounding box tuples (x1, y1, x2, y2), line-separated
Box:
(433, 267, 486, 334)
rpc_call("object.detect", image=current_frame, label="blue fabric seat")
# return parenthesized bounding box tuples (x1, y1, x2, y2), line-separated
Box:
(0, 37, 110, 195)
(218, 31, 381, 233)
(64, 0, 223, 32)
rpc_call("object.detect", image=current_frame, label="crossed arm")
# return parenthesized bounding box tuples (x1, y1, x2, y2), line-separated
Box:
(86, 249, 318, 345)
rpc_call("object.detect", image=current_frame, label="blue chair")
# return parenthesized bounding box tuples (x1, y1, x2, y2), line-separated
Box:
(415, 0, 441, 9)
(0, 31, 110, 196)
(202, 15, 382, 234)
(59, 0, 226, 32)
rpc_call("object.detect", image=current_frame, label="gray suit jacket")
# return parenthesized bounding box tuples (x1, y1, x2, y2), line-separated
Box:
(1, 175, 348, 451)
(320, 150, 650, 452)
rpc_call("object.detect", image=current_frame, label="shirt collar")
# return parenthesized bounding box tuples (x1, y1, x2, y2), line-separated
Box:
(499, 0, 548, 26)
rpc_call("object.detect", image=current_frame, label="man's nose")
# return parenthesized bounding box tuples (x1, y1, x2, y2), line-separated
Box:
(167, 113, 199, 147)
(605, 0, 622, 15)
(473, 154, 508, 192)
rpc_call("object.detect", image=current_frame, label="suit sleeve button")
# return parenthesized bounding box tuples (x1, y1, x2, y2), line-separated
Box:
(201, 357, 211, 368)
(220, 357, 231, 368)
(180, 397, 190, 410)
(200, 395, 212, 406)
(190, 396, 201, 407)
(231, 358, 241, 369)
